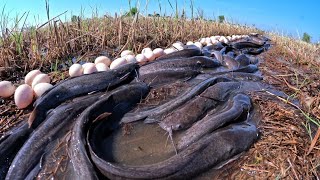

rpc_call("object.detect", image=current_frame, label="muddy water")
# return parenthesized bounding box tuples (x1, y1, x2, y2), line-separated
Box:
(98, 122, 179, 166)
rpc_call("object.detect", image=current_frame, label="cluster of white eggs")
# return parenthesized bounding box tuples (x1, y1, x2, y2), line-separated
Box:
(0, 34, 249, 109)
(0, 70, 52, 109)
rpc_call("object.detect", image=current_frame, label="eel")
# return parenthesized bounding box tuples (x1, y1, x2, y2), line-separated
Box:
(156, 48, 202, 61)
(0, 123, 32, 179)
(69, 82, 150, 180)
(139, 56, 221, 76)
(178, 93, 252, 150)
(28, 63, 139, 129)
(120, 76, 231, 124)
(5, 92, 106, 180)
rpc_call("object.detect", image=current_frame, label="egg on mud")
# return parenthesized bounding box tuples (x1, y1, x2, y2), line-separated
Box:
(14, 84, 34, 109)
(69, 63, 83, 77)
(0, 81, 16, 98)
(31, 74, 50, 88)
(94, 56, 112, 66)
(33, 83, 53, 97)
(25, 70, 42, 86)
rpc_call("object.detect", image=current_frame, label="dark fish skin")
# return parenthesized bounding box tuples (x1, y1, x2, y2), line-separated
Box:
(159, 96, 217, 132)
(178, 93, 252, 150)
(120, 76, 231, 124)
(208, 64, 259, 76)
(156, 48, 202, 61)
(5, 92, 106, 180)
(221, 72, 263, 81)
(222, 55, 240, 70)
(244, 47, 266, 55)
(232, 41, 263, 49)
(139, 56, 221, 76)
(139, 68, 201, 87)
(69, 82, 150, 180)
(199, 81, 241, 102)
(235, 54, 251, 66)
(28, 63, 139, 129)
(88, 119, 258, 180)
(0, 123, 32, 179)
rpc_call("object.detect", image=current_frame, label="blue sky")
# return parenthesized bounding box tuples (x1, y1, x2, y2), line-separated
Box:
(1, 0, 319, 42)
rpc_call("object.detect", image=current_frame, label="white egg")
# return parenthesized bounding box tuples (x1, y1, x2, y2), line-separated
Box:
(0, 81, 16, 98)
(186, 41, 194, 45)
(95, 63, 110, 71)
(153, 48, 164, 58)
(141, 47, 152, 54)
(121, 50, 134, 57)
(69, 63, 83, 77)
(33, 83, 53, 97)
(135, 54, 148, 64)
(164, 48, 177, 54)
(82, 62, 94, 69)
(124, 55, 137, 63)
(83, 63, 97, 74)
(205, 37, 212, 45)
(194, 42, 203, 49)
(14, 84, 34, 109)
(32, 74, 50, 88)
(226, 36, 231, 41)
(211, 39, 219, 45)
(110, 57, 127, 69)
(144, 51, 156, 61)
(94, 56, 111, 66)
(172, 42, 184, 50)
(25, 70, 42, 86)
(200, 38, 206, 45)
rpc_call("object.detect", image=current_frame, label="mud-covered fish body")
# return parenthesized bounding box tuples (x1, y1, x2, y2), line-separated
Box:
(69, 82, 149, 180)
(222, 55, 240, 70)
(178, 93, 252, 150)
(156, 48, 202, 61)
(231, 41, 264, 50)
(235, 54, 251, 66)
(28, 63, 139, 129)
(5, 92, 106, 180)
(139, 56, 221, 77)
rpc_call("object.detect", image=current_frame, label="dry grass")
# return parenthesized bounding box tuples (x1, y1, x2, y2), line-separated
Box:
(0, 10, 320, 179)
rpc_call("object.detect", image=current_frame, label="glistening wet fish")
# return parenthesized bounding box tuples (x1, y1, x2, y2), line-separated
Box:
(120, 76, 231, 124)
(5, 92, 106, 180)
(178, 93, 252, 150)
(69, 82, 150, 180)
(28, 63, 139, 129)
(156, 48, 202, 61)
